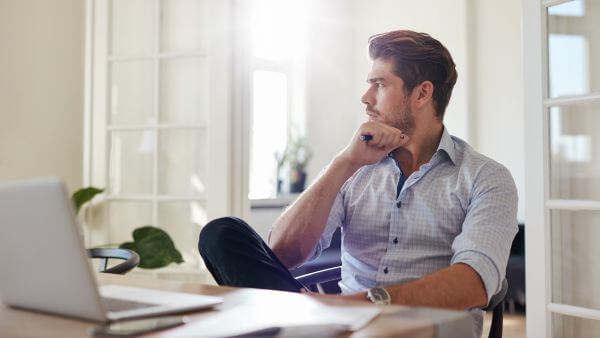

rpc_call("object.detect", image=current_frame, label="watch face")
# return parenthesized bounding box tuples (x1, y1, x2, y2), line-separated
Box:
(371, 288, 386, 301)
(368, 288, 390, 304)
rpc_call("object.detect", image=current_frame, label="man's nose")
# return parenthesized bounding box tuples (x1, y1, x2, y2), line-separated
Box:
(361, 88, 374, 106)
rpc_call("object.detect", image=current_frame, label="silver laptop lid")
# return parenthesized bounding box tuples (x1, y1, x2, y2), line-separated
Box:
(0, 177, 107, 322)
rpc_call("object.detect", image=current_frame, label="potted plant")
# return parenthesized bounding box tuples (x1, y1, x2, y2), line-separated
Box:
(72, 187, 183, 269)
(285, 130, 312, 193)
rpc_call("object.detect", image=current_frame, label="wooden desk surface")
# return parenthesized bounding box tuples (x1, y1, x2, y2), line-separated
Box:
(0, 274, 436, 338)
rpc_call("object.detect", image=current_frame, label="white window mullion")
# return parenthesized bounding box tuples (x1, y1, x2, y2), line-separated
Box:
(83, 0, 94, 187)
(549, 303, 600, 321)
(547, 199, 600, 211)
(152, 0, 160, 227)
(104, 0, 114, 245)
(107, 51, 208, 62)
(105, 195, 205, 202)
(543, 0, 575, 8)
(107, 124, 206, 131)
(544, 93, 600, 107)
(523, 0, 551, 336)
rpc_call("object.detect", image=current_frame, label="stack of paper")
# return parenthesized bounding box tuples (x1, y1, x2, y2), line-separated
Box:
(162, 303, 381, 338)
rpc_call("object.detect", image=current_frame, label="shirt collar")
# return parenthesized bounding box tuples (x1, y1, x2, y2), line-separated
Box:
(436, 126, 457, 165)
(386, 126, 457, 165)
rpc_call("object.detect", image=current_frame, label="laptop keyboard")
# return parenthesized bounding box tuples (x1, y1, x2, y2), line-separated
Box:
(102, 297, 158, 312)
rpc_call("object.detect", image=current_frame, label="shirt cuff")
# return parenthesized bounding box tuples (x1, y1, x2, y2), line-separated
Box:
(451, 250, 500, 306)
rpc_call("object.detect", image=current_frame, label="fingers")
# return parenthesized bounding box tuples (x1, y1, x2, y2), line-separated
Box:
(359, 122, 406, 150)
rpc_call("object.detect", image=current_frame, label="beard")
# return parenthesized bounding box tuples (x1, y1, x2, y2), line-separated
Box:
(388, 105, 416, 136)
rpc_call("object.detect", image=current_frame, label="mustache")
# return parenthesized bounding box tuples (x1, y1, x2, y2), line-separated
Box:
(365, 107, 379, 115)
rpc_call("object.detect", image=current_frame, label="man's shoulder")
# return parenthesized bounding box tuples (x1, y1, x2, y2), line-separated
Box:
(451, 136, 511, 174)
(450, 136, 516, 196)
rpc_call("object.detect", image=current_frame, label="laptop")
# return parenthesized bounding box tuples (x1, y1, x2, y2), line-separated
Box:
(0, 177, 222, 323)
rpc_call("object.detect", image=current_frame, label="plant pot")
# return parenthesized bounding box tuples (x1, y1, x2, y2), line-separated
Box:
(289, 170, 306, 193)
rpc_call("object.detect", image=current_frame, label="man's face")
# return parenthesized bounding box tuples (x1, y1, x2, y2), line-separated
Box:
(361, 58, 416, 136)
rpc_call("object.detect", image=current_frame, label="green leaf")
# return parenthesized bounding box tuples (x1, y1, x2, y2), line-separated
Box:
(119, 226, 184, 269)
(71, 187, 104, 215)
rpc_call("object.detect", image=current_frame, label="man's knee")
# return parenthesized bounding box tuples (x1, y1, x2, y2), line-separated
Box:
(198, 217, 249, 257)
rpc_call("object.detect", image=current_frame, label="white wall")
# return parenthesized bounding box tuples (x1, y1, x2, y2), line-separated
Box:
(0, 0, 85, 192)
(304, 0, 358, 182)
(470, 0, 525, 222)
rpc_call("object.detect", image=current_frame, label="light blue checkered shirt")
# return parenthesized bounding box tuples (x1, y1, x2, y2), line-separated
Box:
(309, 127, 518, 338)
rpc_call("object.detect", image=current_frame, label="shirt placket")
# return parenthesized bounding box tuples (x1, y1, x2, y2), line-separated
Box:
(376, 153, 443, 283)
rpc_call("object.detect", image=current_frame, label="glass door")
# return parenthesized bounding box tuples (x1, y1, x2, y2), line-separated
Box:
(525, 0, 600, 336)
(85, 0, 232, 280)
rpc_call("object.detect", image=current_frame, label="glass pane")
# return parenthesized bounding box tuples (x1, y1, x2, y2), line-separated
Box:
(249, 70, 287, 199)
(551, 210, 600, 310)
(158, 130, 206, 195)
(111, 0, 155, 55)
(158, 201, 207, 268)
(109, 131, 155, 195)
(547, 0, 598, 98)
(110, 61, 155, 125)
(549, 103, 600, 200)
(107, 201, 154, 243)
(552, 313, 600, 338)
(159, 58, 208, 124)
(160, 0, 208, 53)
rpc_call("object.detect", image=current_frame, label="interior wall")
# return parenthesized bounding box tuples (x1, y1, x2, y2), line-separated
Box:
(0, 0, 85, 192)
(304, 0, 358, 183)
(470, 0, 525, 222)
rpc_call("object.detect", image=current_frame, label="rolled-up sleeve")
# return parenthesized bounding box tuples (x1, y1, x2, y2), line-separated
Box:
(450, 163, 519, 305)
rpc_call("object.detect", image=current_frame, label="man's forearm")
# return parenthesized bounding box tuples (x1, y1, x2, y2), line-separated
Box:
(269, 157, 358, 268)
(384, 263, 488, 310)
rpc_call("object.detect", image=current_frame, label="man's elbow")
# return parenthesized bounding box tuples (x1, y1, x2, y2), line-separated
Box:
(269, 240, 307, 269)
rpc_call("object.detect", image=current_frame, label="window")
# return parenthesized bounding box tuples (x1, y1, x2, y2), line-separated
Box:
(247, 0, 309, 199)
(86, 0, 231, 280)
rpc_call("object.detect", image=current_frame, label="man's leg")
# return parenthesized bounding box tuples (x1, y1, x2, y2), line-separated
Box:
(198, 217, 306, 292)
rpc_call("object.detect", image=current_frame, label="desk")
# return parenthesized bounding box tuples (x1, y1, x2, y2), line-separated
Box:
(0, 274, 459, 337)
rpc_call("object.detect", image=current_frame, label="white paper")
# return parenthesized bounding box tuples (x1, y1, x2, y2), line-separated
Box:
(161, 304, 380, 338)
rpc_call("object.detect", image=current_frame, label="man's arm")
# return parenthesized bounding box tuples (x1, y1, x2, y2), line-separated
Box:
(385, 263, 487, 309)
(269, 122, 408, 268)
(325, 263, 487, 310)
(268, 158, 357, 269)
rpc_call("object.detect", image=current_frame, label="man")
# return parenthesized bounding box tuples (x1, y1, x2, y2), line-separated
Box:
(199, 30, 518, 338)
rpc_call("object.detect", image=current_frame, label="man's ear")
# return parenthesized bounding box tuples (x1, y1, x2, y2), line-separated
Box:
(412, 81, 434, 108)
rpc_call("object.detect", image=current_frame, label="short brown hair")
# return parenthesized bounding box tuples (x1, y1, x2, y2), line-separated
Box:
(368, 30, 457, 119)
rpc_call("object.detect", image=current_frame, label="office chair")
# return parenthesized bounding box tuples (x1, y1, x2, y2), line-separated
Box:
(87, 248, 140, 274)
(296, 267, 508, 338)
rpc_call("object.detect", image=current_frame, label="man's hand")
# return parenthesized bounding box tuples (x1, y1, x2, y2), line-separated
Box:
(337, 121, 408, 169)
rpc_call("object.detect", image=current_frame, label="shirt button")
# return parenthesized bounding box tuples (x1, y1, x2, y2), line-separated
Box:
(393, 237, 398, 244)
(383, 267, 389, 274)
(396, 201, 402, 208)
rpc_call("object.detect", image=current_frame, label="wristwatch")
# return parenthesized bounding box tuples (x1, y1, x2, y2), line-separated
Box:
(366, 287, 391, 305)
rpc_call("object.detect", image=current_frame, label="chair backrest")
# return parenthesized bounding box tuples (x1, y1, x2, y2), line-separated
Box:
(295, 266, 507, 338)
(87, 248, 139, 274)
(482, 278, 508, 338)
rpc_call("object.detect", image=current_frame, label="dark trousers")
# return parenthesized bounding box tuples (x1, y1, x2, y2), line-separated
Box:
(198, 217, 306, 292)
